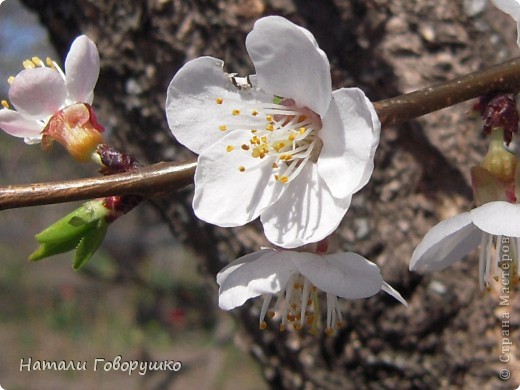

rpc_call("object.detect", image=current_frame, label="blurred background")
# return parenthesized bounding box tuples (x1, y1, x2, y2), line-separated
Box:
(0, 1, 265, 388)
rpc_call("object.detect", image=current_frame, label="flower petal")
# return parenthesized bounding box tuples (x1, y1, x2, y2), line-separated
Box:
(0, 109, 43, 139)
(65, 35, 100, 104)
(410, 212, 482, 272)
(166, 56, 270, 154)
(193, 130, 285, 227)
(9, 68, 66, 118)
(471, 201, 520, 237)
(217, 249, 297, 310)
(294, 252, 383, 299)
(317, 88, 381, 199)
(381, 282, 408, 306)
(245, 16, 332, 115)
(261, 163, 351, 248)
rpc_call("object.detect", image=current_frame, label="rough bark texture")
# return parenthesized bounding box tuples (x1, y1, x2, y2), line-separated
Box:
(21, 0, 520, 388)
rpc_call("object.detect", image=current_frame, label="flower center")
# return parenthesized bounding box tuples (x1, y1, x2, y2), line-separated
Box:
(258, 273, 344, 335)
(479, 233, 520, 291)
(218, 96, 323, 184)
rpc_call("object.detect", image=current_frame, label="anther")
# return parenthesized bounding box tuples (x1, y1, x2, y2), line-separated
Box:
(239, 166, 246, 172)
(251, 109, 259, 116)
(1, 100, 9, 109)
(241, 144, 250, 150)
(7, 76, 14, 85)
(219, 125, 228, 131)
(259, 321, 268, 330)
(31, 57, 43, 66)
(215, 97, 224, 104)
(23, 60, 35, 69)
(226, 145, 234, 152)
(232, 109, 240, 116)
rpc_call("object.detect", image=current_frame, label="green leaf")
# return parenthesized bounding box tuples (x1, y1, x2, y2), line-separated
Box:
(35, 200, 109, 244)
(29, 237, 82, 262)
(73, 220, 108, 270)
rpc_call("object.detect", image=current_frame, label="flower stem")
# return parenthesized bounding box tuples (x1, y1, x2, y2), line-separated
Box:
(2, 57, 520, 210)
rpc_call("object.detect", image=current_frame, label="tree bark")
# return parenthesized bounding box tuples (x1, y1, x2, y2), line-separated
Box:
(20, 0, 520, 388)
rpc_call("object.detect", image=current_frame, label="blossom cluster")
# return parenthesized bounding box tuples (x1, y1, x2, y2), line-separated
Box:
(3, 0, 520, 335)
(166, 16, 404, 332)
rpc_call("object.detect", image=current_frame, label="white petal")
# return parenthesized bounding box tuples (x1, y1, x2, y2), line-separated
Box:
(9, 68, 66, 118)
(216, 249, 274, 285)
(0, 109, 43, 139)
(261, 163, 351, 248)
(166, 57, 271, 154)
(217, 250, 297, 310)
(245, 16, 332, 115)
(410, 212, 482, 272)
(317, 88, 381, 199)
(294, 252, 383, 299)
(381, 282, 408, 306)
(65, 35, 100, 104)
(193, 130, 285, 227)
(492, 0, 520, 18)
(471, 201, 520, 237)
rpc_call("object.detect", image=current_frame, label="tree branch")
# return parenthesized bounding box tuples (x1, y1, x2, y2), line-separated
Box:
(1, 57, 520, 210)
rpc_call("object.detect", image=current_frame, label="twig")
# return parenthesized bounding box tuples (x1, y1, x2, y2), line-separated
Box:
(2, 57, 520, 210)
(0, 161, 196, 210)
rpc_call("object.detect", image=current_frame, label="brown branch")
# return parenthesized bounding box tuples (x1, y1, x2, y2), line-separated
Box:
(1, 57, 520, 210)
(374, 57, 520, 127)
(0, 160, 196, 210)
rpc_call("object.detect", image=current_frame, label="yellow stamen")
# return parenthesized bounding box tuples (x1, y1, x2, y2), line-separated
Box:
(7, 76, 15, 85)
(226, 145, 234, 152)
(278, 176, 289, 183)
(251, 129, 257, 134)
(219, 125, 228, 131)
(241, 144, 250, 151)
(23, 60, 35, 69)
(232, 109, 240, 116)
(31, 57, 43, 66)
(299, 127, 306, 134)
(272, 162, 278, 169)
(259, 321, 268, 330)
(239, 166, 246, 172)
(288, 133, 296, 141)
(215, 97, 224, 104)
(266, 115, 273, 122)
(251, 109, 259, 116)
(266, 124, 274, 131)
(1, 100, 9, 109)
(45, 57, 54, 67)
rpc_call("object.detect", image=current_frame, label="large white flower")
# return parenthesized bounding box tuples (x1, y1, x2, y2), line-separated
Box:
(166, 16, 380, 248)
(0, 35, 100, 144)
(492, 0, 520, 46)
(217, 248, 406, 334)
(410, 201, 520, 290)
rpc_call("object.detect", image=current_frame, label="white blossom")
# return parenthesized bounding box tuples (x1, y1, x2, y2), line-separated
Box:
(166, 16, 380, 248)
